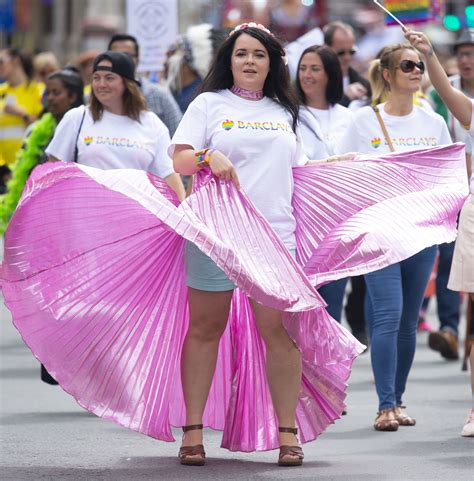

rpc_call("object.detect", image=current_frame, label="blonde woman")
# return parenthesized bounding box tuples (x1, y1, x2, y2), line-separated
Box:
(337, 43, 451, 431)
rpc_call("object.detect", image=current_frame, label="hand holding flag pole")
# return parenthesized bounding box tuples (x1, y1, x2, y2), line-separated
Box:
(373, 0, 408, 31)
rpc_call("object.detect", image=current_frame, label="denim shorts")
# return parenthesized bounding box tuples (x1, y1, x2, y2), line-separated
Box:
(185, 241, 236, 291)
(185, 241, 296, 292)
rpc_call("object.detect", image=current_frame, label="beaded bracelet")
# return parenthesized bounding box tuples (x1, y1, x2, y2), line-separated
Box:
(195, 148, 215, 168)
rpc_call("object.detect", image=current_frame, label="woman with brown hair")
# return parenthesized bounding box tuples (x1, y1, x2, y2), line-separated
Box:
(46, 51, 184, 200)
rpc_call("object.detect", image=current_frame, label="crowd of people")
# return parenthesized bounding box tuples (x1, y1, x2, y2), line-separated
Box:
(0, 12, 473, 469)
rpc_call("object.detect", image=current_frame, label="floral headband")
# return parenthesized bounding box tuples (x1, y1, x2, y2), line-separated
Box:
(228, 22, 273, 38)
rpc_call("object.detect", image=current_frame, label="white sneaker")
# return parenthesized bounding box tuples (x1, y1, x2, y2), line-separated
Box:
(461, 410, 474, 437)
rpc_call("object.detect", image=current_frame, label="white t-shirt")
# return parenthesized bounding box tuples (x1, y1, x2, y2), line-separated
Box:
(170, 90, 308, 248)
(343, 75, 350, 90)
(298, 107, 329, 160)
(46, 106, 174, 178)
(336, 103, 452, 155)
(300, 104, 353, 157)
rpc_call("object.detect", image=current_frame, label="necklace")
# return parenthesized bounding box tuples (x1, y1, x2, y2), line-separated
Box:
(230, 85, 264, 100)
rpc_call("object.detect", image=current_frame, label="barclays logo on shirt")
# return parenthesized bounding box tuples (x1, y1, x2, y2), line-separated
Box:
(221, 119, 292, 132)
(370, 136, 438, 149)
(82, 136, 147, 150)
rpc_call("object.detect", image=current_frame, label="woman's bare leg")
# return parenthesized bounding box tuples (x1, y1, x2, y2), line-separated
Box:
(181, 288, 233, 447)
(250, 300, 302, 450)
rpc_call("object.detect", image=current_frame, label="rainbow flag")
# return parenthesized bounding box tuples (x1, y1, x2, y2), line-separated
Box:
(383, 0, 444, 26)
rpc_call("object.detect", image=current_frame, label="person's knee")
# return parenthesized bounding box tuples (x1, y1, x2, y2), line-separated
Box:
(188, 314, 227, 343)
(370, 308, 402, 332)
(257, 320, 294, 350)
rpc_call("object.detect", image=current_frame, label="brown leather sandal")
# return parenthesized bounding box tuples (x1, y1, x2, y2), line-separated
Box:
(278, 427, 304, 467)
(394, 405, 416, 426)
(178, 424, 205, 466)
(374, 408, 399, 431)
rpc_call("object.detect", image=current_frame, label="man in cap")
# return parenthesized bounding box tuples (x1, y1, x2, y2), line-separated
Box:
(425, 29, 474, 360)
(108, 33, 182, 136)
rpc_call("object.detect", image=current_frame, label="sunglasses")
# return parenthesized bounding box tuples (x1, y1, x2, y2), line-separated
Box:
(336, 48, 357, 57)
(398, 59, 425, 74)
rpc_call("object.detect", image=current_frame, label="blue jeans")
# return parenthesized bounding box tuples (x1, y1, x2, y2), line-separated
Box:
(318, 278, 348, 322)
(365, 246, 437, 410)
(436, 241, 461, 335)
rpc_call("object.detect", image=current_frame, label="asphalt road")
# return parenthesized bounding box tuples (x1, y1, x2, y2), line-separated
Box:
(1, 297, 473, 481)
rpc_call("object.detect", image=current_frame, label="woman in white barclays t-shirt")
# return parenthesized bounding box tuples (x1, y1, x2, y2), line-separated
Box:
(294, 44, 354, 330)
(295, 45, 353, 159)
(405, 29, 474, 438)
(337, 43, 452, 432)
(46, 51, 185, 201)
(171, 24, 355, 467)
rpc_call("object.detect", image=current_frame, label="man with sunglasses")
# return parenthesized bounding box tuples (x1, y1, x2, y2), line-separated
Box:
(424, 30, 474, 361)
(323, 21, 371, 108)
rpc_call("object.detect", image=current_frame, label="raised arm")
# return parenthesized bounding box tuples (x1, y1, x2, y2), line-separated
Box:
(405, 30, 472, 127)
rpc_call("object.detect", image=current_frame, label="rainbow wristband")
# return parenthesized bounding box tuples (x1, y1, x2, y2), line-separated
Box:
(195, 148, 214, 168)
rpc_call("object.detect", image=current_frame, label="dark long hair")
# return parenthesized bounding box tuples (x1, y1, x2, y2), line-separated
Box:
(6, 48, 34, 83)
(295, 45, 343, 106)
(199, 27, 299, 132)
(48, 68, 85, 109)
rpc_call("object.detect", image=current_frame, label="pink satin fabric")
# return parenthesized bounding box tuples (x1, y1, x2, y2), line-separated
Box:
(0, 143, 468, 451)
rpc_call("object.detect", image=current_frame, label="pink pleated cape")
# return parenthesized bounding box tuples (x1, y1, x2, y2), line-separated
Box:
(0, 143, 468, 452)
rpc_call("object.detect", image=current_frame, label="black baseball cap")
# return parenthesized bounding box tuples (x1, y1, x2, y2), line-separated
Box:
(92, 51, 138, 82)
(454, 29, 474, 52)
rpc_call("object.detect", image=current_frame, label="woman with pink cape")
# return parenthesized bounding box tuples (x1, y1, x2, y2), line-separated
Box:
(0, 23, 468, 467)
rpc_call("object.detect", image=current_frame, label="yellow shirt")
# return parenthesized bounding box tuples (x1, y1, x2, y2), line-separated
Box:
(84, 84, 91, 103)
(0, 81, 44, 166)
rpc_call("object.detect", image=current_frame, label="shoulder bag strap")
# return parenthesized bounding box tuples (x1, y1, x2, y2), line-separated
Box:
(372, 105, 395, 152)
(73, 107, 87, 163)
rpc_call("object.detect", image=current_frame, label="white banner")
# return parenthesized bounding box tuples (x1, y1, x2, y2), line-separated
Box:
(126, 0, 178, 72)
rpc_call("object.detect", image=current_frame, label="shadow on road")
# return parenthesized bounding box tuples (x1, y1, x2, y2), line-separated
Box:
(0, 411, 94, 426)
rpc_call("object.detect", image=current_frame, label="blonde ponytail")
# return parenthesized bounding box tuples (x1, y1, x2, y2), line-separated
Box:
(369, 58, 388, 106)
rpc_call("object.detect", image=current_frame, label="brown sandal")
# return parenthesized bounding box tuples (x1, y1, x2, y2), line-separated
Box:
(178, 424, 205, 466)
(394, 405, 416, 426)
(278, 427, 304, 467)
(374, 408, 399, 431)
